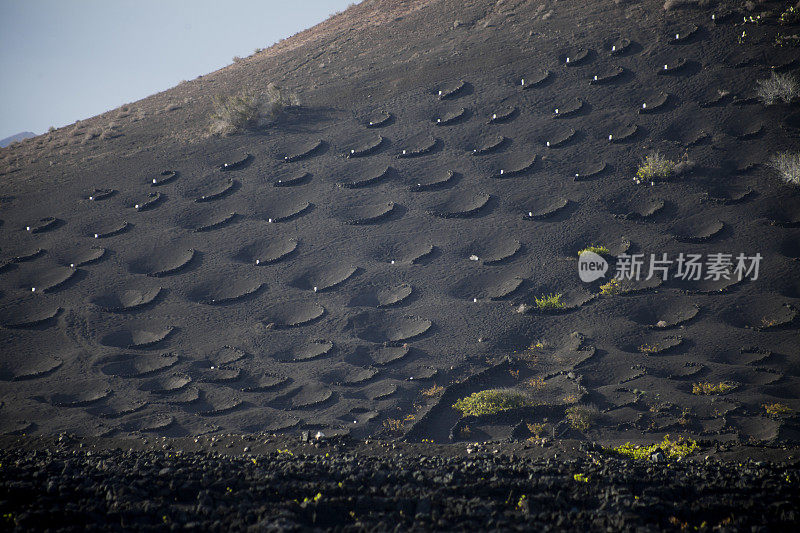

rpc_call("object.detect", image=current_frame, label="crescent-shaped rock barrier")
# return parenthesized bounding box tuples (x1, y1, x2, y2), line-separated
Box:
(637, 92, 669, 114)
(218, 153, 252, 171)
(346, 136, 384, 158)
(398, 137, 438, 158)
(151, 170, 178, 186)
(410, 170, 456, 191)
(134, 192, 163, 211)
(274, 172, 312, 187)
(194, 179, 236, 203)
(366, 112, 392, 128)
(520, 70, 551, 89)
(338, 166, 393, 189)
(26, 217, 59, 234)
(436, 80, 467, 100)
(564, 49, 590, 66)
(87, 189, 115, 201)
(471, 136, 507, 155)
(435, 107, 467, 126)
(283, 140, 324, 162)
(488, 156, 538, 179)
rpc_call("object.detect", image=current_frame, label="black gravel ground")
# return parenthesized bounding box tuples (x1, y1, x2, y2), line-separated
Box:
(2, 436, 799, 531)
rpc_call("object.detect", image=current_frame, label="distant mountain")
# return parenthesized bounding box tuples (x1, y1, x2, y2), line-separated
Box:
(0, 131, 35, 147)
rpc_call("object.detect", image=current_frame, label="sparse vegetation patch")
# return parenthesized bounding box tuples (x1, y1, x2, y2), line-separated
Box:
(608, 435, 699, 460)
(779, 6, 800, 24)
(566, 405, 598, 431)
(763, 403, 793, 416)
(421, 383, 444, 397)
(692, 381, 736, 395)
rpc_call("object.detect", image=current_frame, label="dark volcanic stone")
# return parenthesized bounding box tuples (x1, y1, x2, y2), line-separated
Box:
(0, 444, 798, 531)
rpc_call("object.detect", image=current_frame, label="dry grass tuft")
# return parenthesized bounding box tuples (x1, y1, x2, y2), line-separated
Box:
(768, 152, 800, 186)
(756, 72, 799, 105)
(210, 83, 300, 135)
(421, 383, 444, 397)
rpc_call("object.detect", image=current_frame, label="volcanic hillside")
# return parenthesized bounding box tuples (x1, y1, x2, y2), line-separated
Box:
(1, 0, 799, 445)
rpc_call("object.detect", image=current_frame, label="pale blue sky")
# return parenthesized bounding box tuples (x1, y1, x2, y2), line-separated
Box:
(0, 0, 355, 139)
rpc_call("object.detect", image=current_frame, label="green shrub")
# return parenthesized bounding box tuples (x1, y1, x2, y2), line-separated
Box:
(534, 293, 565, 310)
(635, 152, 675, 184)
(600, 279, 622, 295)
(578, 245, 610, 256)
(210, 83, 299, 134)
(452, 389, 535, 416)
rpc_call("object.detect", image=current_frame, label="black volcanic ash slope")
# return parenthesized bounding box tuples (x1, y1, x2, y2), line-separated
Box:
(0, 0, 799, 445)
